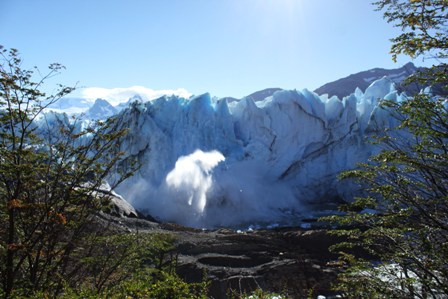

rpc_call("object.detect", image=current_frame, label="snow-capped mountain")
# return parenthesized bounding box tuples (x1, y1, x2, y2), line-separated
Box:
(115, 94, 144, 111)
(314, 62, 420, 98)
(84, 98, 117, 119)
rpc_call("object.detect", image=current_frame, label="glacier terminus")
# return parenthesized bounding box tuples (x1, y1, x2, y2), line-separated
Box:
(90, 76, 404, 228)
(40, 69, 419, 229)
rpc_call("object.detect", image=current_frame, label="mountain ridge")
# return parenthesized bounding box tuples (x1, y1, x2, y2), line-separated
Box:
(313, 62, 421, 98)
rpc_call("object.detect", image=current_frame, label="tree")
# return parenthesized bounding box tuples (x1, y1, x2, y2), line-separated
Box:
(374, 0, 447, 62)
(0, 46, 137, 297)
(326, 1, 448, 297)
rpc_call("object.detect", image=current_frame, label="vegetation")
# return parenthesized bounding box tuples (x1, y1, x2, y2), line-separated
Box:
(228, 288, 287, 299)
(326, 0, 448, 298)
(374, 0, 447, 62)
(0, 46, 208, 298)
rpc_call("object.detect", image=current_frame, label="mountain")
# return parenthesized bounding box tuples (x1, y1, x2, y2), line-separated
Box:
(246, 88, 283, 102)
(314, 62, 421, 98)
(115, 94, 144, 111)
(85, 98, 117, 119)
(221, 88, 283, 104)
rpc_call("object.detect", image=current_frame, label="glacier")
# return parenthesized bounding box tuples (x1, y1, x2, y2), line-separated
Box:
(99, 76, 405, 228)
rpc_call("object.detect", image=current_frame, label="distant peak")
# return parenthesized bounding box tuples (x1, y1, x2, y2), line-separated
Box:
(130, 94, 143, 101)
(94, 98, 110, 104)
(86, 98, 117, 119)
(314, 63, 419, 99)
(402, 61, 417, 70)
(246, 88, 283, 102)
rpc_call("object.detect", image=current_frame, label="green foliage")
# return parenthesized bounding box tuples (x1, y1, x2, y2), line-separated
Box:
(105, 269, 209, 299)
(48, 271, 208, 299)
(0, 46, 210, 299)
(373, 0, 447, 62)
(0, 46, 138, 297)
(325, 1, 448, 297)
(49, 233, 208, 299)
(227, 288, 287, 299)
(328, 104, 448, 297)
(5, 232, 209, 299)
(327, 95, 448, 297)
(72, 232, 175, 294)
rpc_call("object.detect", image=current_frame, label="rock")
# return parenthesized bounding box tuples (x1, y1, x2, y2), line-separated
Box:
(95, 185, 158, 221)
(107, 191, 139, 218)
(99, 207, 343, 298)
(168, 228, 342, 299)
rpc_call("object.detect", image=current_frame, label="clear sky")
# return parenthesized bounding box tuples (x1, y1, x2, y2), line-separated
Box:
(0, 0, 427, 100)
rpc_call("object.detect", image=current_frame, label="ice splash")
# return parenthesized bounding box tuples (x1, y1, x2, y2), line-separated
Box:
(165, 149, 225, 214)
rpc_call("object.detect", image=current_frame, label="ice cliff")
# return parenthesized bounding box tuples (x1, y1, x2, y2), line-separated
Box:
(105, 76, 404, 228)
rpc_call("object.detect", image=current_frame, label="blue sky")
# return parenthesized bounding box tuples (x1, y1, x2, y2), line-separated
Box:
(0, 0, 426, 100)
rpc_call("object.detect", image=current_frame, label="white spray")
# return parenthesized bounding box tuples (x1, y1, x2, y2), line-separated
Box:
(121, 148, 299, 228)
(165, 149, 225, 214)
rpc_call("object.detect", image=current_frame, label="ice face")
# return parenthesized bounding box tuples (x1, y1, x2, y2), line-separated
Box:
(37, 77, 401, 228)
(106, 77, 402, 228)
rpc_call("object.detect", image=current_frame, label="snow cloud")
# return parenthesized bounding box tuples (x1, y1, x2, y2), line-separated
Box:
(81, 86, 192, 106)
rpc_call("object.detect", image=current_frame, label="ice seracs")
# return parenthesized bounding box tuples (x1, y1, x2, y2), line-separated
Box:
(36, 74, 414, 228)
(108, 76, 401, 228)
